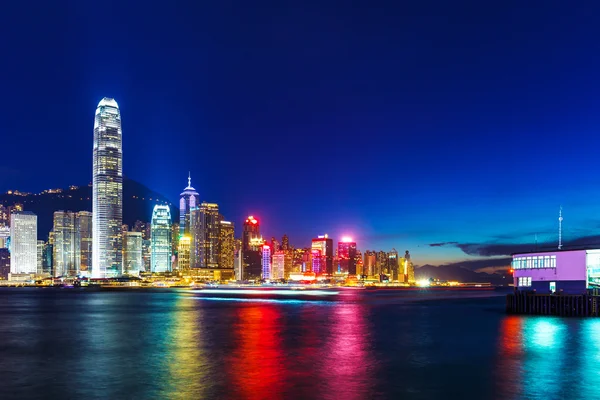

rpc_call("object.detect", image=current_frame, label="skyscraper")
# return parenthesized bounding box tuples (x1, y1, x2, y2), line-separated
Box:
(281, 234, 290, 251)
(178, 235, 191, 272)
(191, 202, 220, 268)
(337, 237, 357, 275)
(272, 251, 285, 280)
(242, 216, 260, 251)
(0, 248, 10, 280)
(262, 244, 271, 279)
(311, 234, 333, 275)
(93, 97, 123, 278)
(179, 174, 199, 236)
(218, 220, 235, 269)
(123, 231, 143, 275)
(37, 240, 44, 274)
(10, 212, 37, 274)
(151, 205, 172, 273)
(76, 211, 93, 276)
(52, 211, 76, 277)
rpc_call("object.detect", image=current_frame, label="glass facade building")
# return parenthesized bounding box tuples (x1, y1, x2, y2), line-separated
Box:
(76, 211, 93, 276)
(191, 202, 220, 269)
(179, 174, 199, 236)
(10, 212, 37, 274)
(123, 231, 143, 275)
(218, 220, 235, 269)
(52, 211, 76, 277)
(92, 97, 123, 278)
(151, 205, 172, 273)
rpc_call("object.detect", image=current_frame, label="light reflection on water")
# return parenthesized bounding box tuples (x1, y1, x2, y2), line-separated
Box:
(1, 289, 599, 399)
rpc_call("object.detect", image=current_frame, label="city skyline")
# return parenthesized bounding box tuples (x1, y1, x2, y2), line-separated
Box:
(4, 2, 600, 269)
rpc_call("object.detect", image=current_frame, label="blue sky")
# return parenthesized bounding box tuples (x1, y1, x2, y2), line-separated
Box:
(2, 0, 600, 267)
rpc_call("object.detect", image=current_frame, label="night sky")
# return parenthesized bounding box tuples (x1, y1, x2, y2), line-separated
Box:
(3, 1, 600, 267)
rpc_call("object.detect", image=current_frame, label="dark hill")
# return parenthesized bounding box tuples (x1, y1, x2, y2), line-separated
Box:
(0, 178, 178, 240)
(416, 264, 511, 286)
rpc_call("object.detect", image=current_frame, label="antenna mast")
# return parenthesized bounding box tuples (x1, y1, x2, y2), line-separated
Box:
(558, 206, 563, 250)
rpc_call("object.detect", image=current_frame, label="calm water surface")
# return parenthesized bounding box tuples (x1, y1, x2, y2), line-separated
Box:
(0, 288, 595, 399)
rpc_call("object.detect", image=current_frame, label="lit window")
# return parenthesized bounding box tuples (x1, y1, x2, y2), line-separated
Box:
(539, 257, 544, 268)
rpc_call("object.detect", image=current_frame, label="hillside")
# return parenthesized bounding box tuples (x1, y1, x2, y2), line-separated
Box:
(415, 264, 511, 285)
(0, 178, 179, 240)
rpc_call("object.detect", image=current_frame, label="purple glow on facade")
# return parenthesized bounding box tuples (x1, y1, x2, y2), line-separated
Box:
(512, 250, 587, 287)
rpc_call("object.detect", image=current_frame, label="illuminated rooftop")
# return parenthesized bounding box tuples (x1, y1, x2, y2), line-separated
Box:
(97, 97, 119, 109)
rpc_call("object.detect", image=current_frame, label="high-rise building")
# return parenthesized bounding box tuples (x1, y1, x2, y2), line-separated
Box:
(52, 211, 76, 277)
(364, 250, 376, 276)
(0, 226, 9, 248)
(311, 249, 322, 273)
(178, 235, 191, 272)
(272, 251, 285, 280)
(311, 235, 333, 275)
(242, 216, 260, 251)
(171, 223, 180, 256)
(0, 248, 9, 279)
(92, 97, 123, 279)
(132, 220, 150, 240)
(10, 212, 37, 274)
(151, 205, 172, 273)
(123, 231, 143, 275)
(37, 240, 44, 274)
(219, 221, 235, 269)
(179, 174, 199, 236)
(281, 234, 290, 251)
(191, 202, 220, 269)
(142, 239, 151, 272)
(271, 237, 280, 253)
(0, 205, 9, 227)
(76, 211, 93, 276)
(337, 237, 357, 275)
(376, 251, 388, 275)
(388, 249, 399, 281)
(262, 244, 271, 279)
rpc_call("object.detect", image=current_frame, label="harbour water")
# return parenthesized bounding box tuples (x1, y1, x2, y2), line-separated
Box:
(0, 288, 595, 399)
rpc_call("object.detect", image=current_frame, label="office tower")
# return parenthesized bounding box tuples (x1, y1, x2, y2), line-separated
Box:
(311, 234, 333, 275)
(388, 249, 399, 281)
(10, 212, 37, 274)
(219, 221, 235, 269)
(262, 244, 271, 279)
(0, 226, 9, 248)
(311, 249, 322, 273)
(364, 250, 376, 276)
(179, 174, 199, 236)
(151, 205, 172, 273)
(376, 251, 388, 275)
(292, 248, 305, 273)
(42, 240, 53, 275)
(171, 223, 180, 255)
(76, 211, 93, 276)
(93, 97, 123, 279)
(52, 211, 76, 277)
(234, 247, 243, 280)
(337, 237, 357, 275)
(272, 251, 285, 280)
(242, 216, 260, 251)
(271, 237, 280, 253)
(178, 235, 191, 272)
(37, 240, 44, 274)
(142, 239, 151, 272)
(281, 234, 290, 251)
(0, 248, 9, 279)
(123, 231, 143, 275)
(191, 202, 220, 268)
(356, 250, 363, 276)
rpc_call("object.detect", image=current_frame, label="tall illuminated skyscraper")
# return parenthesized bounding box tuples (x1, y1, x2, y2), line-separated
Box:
(179, 174, 199, 236)
(123, 231, 143, 275)
(10, 212, 37, 274)
(151, 205, 172, 273)
(337, 237, 357, 275)
(52, 211, 76, 277)
(92, 97, 123, 278)
(242, 216, 260, 251)
(262, 244, 271, 279)
(76, 211, 93, 276)
(311, 234, 333, 275)
(177, 235, 191, 272)
(218, 220, 235, 269)
(191, 202, 220, 268)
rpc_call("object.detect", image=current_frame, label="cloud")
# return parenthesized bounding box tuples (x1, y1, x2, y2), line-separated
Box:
(454, 234, 600, 257)
(429, 241, 459, 247)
